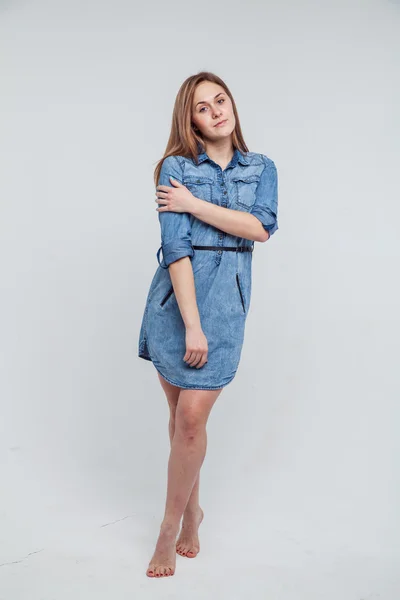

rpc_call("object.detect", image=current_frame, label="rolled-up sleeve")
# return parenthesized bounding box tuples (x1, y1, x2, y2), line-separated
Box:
(156, 155, 195, 268)
(250, 156, 279, 237)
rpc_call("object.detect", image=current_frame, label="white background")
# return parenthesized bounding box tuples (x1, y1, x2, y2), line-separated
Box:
(1, 0, 399, 598)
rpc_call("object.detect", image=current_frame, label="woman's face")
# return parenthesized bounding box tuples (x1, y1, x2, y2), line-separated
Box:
(191, 81, 236, 142)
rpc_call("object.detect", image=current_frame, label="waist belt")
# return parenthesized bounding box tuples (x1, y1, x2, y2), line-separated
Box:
(157, 244, 253, 269)
(192, 245, 253, 252)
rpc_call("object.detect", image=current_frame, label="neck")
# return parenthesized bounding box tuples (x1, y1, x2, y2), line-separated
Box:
(203, 138, 234, 165)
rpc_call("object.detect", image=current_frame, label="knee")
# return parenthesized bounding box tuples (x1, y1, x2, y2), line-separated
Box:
(176, 409, 204, 440)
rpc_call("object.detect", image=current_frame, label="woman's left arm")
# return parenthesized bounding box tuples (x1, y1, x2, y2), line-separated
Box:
(191, 157, 278, 242)
(191, 200, 269, 242)
(157, 156, 278, 243)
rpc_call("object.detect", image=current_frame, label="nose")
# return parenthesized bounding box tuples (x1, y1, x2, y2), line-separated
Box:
(212, 106, 222, 118)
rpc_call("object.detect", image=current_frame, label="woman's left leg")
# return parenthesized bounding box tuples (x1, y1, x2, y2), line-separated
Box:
(147, 383, 223, 577)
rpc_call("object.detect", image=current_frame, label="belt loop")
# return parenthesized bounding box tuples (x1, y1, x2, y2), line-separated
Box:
(156, 245, 169, 269)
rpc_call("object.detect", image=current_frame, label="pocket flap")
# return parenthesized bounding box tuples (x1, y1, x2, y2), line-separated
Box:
(183, 175, 214, 184)
(232, 174, 261, 183)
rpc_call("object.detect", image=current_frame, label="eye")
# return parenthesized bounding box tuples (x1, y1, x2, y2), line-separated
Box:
(199, 98, 225, 113)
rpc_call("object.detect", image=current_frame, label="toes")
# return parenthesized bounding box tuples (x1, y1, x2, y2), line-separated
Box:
(176, 542, 200, 558)
(150, 565, 174, 577)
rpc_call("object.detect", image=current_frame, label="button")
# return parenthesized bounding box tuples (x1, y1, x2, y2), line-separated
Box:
(223, 190, 227, 195)
(197, 179, 201, 183)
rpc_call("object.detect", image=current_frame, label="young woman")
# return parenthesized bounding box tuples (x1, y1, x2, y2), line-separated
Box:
(138, 72, 278, 577)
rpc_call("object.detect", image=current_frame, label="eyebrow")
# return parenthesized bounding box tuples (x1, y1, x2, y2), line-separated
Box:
(195, 92, 225, 108)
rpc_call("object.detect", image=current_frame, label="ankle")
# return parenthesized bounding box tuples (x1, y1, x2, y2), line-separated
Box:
(183, 505, 202, 518)
(160, 519, 180, 536)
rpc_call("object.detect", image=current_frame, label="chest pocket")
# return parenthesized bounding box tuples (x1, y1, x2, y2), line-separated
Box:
(183, 175, 213, 202)
(231, 174, 260, 210)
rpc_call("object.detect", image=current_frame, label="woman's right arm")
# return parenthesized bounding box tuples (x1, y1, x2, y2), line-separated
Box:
(168, 257, 208, 369)
(156, 155, 208, 369)
(168, 257, 200, 329)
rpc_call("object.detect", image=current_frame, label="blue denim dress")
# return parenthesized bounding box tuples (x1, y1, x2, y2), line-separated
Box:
(138, 147, 278, 390)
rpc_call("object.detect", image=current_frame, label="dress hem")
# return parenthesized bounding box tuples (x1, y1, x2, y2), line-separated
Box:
(138, 348, 235, 390)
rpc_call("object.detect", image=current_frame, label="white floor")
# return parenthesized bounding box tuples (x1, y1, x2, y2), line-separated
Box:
(1, 494, 398, 600)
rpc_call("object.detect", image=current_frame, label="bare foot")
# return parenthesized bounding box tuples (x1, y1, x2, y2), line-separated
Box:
(176, 507, 204, 558)
(146, 524, 178, 577)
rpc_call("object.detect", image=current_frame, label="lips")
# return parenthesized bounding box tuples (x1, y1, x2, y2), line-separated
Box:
(215, 119, 227, 127)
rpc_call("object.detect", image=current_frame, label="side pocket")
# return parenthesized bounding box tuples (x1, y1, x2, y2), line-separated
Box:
(236, 273, 246, 313)
(160, 286, 174, 307)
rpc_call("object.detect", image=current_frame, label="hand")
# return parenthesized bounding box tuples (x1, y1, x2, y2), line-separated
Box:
(184, 326, 208, 369)
(156, 177, 197, 214)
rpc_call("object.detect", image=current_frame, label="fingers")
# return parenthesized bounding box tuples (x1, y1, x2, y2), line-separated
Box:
(155, 189, 169, 212)
(155, 191, 168, 203)
(184, 351, 208, 369)
(155, 196, 169, 211)
(188, 352, 201, 367)
(195, 356, 208, 369)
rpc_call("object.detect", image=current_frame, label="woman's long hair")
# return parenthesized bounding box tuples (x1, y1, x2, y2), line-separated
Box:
(153, 71, 249, 186)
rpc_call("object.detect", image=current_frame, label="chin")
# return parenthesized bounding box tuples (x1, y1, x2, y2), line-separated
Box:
(212, 123, 234, 136)
(216, 128, 234, 139)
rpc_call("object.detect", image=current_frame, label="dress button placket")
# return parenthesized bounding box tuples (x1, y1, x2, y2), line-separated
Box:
(215, 168, 224, 265)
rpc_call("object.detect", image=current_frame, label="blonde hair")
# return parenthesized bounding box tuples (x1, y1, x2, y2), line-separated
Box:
(153, 71, 249, 186)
